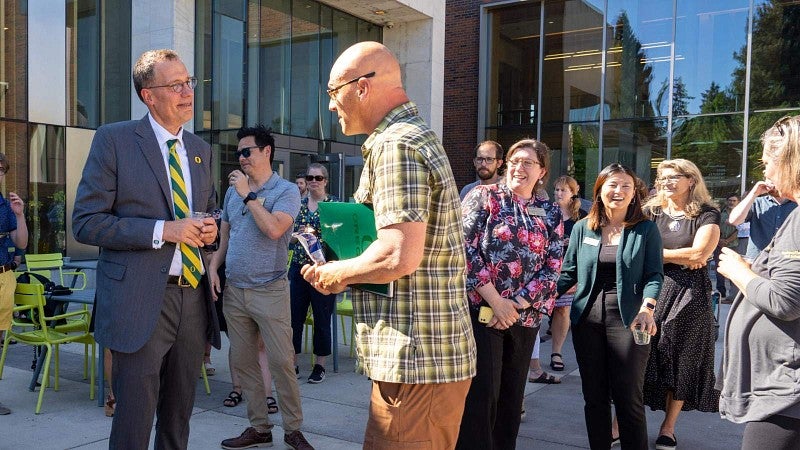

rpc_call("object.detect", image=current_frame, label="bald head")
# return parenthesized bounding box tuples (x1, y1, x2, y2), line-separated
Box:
(328, 41, 409, 135)
(331, 41, 402, 88)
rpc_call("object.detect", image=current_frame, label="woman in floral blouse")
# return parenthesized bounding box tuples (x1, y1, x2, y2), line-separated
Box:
(289, 163, 338, 383)
(456, 139, 564, 450)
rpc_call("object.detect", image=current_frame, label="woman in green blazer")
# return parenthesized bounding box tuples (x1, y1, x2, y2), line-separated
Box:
(557, 163, 664, 449)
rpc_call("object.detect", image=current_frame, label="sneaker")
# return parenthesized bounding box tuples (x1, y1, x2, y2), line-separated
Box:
(611, 436, 620, 447)
(284, 430, 314, 450)
(0, 402, 10, 415)
(307, 364, 326, 384)
(295, 365, 300, 379)
(220, 427, 273, 449)
(655, 434, 677, 450)
(520, 408, 526, 421)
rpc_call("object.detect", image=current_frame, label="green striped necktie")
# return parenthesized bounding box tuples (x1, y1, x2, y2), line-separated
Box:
(167, 139, 201, 288)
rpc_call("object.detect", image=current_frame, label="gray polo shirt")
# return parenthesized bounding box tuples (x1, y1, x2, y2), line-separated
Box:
(221, 172, 300, 288)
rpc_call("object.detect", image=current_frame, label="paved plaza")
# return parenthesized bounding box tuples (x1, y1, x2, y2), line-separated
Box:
(0, 286, 744, 449)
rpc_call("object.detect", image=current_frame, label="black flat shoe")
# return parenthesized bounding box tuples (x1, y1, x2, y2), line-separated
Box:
(655, 434, 677, 450)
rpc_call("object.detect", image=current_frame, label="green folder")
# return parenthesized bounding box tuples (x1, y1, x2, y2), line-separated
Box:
(317, 202, 394, 297)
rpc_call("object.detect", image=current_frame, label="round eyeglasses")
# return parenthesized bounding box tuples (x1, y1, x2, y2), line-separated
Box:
(146, 77, 198, 94)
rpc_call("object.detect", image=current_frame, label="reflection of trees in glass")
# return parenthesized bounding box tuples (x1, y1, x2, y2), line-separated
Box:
(656, 77, 693, 117)
(608, 12, 656, 119)
(731, 1, 800, 185)
(671, 83, 743, 196)
(733, 1, 800, 112)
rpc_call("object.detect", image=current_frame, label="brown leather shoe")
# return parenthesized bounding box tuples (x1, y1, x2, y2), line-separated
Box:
(284, 430, 314, 450)
(221, 427, 273, 449)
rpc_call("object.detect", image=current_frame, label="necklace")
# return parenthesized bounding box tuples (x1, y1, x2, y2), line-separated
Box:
(663, 208, 685, 232)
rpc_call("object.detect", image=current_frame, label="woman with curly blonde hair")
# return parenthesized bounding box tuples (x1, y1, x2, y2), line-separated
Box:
(642, 159, 721, 450)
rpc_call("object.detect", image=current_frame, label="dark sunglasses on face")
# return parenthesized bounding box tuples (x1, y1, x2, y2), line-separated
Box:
(235, 146, 262, 159)
(305, 175, 325, 181)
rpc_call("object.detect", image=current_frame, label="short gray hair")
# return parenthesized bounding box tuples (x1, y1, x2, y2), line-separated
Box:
(133, 49, 180, 102)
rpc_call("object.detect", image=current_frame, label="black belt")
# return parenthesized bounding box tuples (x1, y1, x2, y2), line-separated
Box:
(167, 275, 195, 288)
(0, 263, 16, 274)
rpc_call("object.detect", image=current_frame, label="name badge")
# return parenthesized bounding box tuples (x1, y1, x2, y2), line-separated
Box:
(583, 237, 600, 246)
(527, 206, 547, 217)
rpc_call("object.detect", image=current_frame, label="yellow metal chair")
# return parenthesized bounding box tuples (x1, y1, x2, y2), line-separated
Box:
(303, 291, 356, 358)
(0, 283, 95, 414)
(24, 253, 87, 290)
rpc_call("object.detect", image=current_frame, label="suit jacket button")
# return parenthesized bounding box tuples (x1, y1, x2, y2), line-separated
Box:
(160, 267, 167, 273)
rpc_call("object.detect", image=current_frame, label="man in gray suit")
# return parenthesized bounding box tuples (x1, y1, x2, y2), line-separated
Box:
(73, 49, 220, 449)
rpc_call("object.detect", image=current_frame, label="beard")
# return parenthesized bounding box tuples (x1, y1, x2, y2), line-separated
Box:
(477, 167, 497, 181)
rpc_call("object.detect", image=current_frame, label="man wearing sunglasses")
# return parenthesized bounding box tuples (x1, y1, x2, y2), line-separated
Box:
(208, 125, 313, 450)
(303, 41, 477, 449)
(73, 49, 220, 449)
(459, 141, 504, 200)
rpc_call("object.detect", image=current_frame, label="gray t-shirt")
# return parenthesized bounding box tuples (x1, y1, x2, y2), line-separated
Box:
(221, 172, 300, 288)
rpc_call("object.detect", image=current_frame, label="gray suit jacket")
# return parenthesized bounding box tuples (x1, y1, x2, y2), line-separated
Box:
(73, 116, 221, 353)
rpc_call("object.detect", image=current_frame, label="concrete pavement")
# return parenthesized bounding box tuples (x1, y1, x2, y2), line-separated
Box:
(0, 304, 744, 449)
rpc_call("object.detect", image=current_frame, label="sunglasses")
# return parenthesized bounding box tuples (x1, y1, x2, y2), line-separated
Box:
(235, 146, 262, 159)
(774, 115, 793, 137)
(305, 175, 325, 181)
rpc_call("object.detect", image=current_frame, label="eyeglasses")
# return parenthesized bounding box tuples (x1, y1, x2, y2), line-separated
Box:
(235, 146, 262, 159)
(146, 77, 198, 93)
(657, 174, 689, 183)
(773, 115, 793, 137)
(507, 158, 542, 169)
(305, 175, 325, 181)
(327, 72, 375, 99)
(474, 157, 498, 165)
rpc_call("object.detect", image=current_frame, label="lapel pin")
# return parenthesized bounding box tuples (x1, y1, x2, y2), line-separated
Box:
(195, 156, 202, 164)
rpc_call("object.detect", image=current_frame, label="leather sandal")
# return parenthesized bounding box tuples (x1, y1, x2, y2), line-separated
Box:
(223, 390, 243, 407)
(550, 352, 565, 371)
(529, 370, 561, 384)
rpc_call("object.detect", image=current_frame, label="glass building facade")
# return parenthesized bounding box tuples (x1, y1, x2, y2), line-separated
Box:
(477, 0, 800, 197)
(194, 0, 381, 202)
(0, 0, 382, 257)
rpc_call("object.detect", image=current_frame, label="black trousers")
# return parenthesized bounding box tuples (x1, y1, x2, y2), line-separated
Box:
(289, 264, 334, 357)
(456, 314, 538, 450)
(742, 414, 800, 450)
(572, 290, 650, 450)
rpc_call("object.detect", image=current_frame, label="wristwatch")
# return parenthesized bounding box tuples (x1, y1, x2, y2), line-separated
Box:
(243, 192, 257, 205)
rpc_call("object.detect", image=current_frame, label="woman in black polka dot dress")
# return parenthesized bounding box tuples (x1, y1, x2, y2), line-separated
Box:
(642, 159, 721, 450)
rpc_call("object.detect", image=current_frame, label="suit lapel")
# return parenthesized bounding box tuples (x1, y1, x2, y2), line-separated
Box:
(184, 136, 207, 213)
(136, 117, 173, 216)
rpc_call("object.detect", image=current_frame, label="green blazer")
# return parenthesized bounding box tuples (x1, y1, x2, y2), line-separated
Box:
(556, 219, 664, 327)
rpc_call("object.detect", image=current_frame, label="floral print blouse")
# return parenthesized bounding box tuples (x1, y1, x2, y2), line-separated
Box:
(290, 194, 339, 266)
(462, 183, 564, 328)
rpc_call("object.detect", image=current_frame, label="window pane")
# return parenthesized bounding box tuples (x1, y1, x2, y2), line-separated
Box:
(289, 0, 320, 138)
(101, 0, 131, 124)
(602, 118, 666, 187)
(542, 0, 605, 125)
(671, 114, 744, 198)
(252, 0, 292, 133)
(486, 2, 540, 129)
(674, 0, 749, 115)
(605, 0, 673, 119)
(28, 124, 66, 254)
(748, 1, 800, 110)
(213, 13, 244, 130)
(67, 0, 99, 127)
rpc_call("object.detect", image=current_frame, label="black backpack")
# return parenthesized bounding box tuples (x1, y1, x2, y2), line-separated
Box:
(15, 272, 74, 324)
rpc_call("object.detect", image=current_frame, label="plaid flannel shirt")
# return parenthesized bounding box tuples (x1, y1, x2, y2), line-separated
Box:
(351, 102, 477, 384)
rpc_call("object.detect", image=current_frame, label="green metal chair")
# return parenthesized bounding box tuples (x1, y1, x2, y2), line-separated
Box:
(0, 282, 95, 414)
